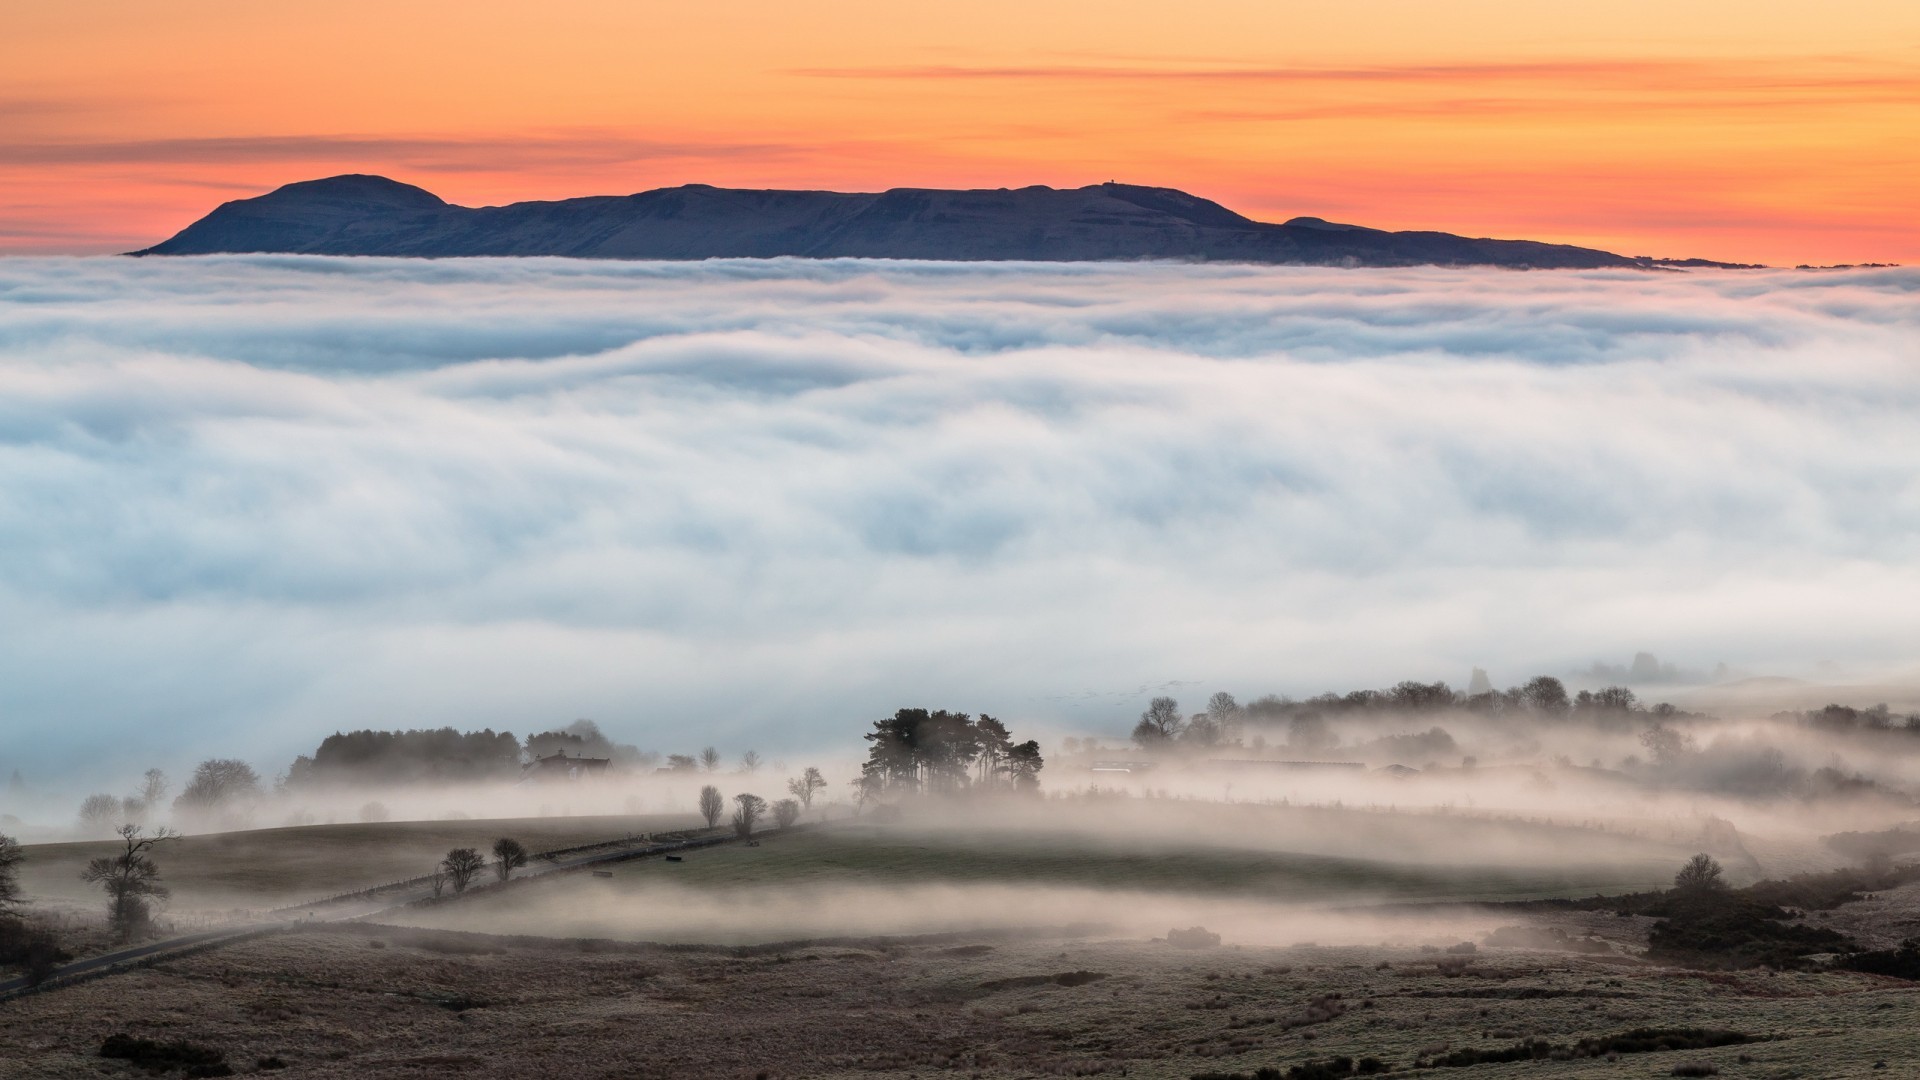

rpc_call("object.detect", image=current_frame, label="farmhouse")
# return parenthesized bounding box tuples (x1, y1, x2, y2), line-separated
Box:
(522, 751, 610, 783)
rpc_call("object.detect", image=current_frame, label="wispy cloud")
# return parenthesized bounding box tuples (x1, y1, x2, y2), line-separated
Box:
(790, 56, 1920, 94)
(0, 131, 804, 170)
(0, 258, 1915, 782)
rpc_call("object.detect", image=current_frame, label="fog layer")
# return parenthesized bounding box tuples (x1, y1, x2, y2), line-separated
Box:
(2, 257, 1916, 776)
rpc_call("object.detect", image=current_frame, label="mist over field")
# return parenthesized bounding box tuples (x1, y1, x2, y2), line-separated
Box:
(1, 257, 1917, 781)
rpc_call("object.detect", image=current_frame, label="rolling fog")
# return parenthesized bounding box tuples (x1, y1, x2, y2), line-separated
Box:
(392, 878, 1526, 952)
(2, 256, 1915, 942)
(1, 258, 1917, 781)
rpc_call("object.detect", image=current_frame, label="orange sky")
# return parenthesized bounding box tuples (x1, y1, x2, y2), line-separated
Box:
(3, 0, 1916, 264)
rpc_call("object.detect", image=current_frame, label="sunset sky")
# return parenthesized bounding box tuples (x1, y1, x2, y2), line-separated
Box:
(3, 0, 1916, 264)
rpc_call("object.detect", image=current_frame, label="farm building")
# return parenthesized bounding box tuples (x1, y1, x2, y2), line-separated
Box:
(522, 751, 611, 783)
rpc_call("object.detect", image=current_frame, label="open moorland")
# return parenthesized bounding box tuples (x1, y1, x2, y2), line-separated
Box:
(4, 904, 1918, 1079)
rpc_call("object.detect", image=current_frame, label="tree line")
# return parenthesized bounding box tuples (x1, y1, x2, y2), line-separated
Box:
(1123, 677, 1713, 752)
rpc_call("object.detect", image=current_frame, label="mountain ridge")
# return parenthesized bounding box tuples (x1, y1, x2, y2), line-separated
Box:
(133, 175, 1741, 269)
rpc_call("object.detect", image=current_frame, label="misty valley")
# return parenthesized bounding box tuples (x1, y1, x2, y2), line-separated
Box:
(0, 257, 1916, 1077)
(6, 670, 1920, 1078)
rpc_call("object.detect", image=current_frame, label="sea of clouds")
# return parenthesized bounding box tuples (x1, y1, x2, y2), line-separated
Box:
(0, 257, 1915, 781)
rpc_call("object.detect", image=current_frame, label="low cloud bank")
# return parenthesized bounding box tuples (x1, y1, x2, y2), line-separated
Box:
(0, 258, 1916, 780)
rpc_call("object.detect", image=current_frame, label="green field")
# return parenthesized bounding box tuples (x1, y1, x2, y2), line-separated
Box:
(391, 821, 1691, 947)
(14, 813, 704, 913)
(606, 825, 1677, 902)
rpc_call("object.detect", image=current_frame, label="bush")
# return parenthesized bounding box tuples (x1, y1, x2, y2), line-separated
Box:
(1484, 925, 1611, 953)
(0, 918, 69, 986)
(1841, 937, 1920, 980)
(1417, 1029, 1750, 1069)
(1646, 899, 1852, 968)
(99, 1034, 231, 1077)
(1191, 1058, 1382, 1080)
(1168, 926, 1221, 948)
(1577, 1029, 1749, 1056)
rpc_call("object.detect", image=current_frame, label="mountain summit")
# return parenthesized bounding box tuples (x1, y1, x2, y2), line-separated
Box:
(136, 175, 1669, 268)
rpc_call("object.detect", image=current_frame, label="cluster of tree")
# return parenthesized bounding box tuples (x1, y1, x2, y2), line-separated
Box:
(284, 728, 523, 787)
(858, 709, 1044, 800)
(1626, 725, 1907, 803)
(77, 769, 170, 834)
(1131, 678, 1706, 751)
(281, 720, 675, 790)
(429, 837, 530, 897)
(77, 759, 265, 835)
(659, 746, 765, 774)
(694, 784, 801, 838)
(1132, 692, 1248, 749)
(1780, 703, 1920, 736)
(524, 720, 655, 767)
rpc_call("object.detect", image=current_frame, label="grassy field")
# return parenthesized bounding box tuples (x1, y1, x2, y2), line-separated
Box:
(598, 825, 1680, 901)
(13, 813, 704, 914)
(387, 823, 1690, 947)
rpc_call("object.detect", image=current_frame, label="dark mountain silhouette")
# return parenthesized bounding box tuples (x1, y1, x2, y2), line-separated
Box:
(134, 174, 1709, 268)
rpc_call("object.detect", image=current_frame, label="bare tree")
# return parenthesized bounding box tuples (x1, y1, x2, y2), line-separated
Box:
(665, 754, 698, 772)
(0, 833, 24, 915)
(442, 848, 486, 894)
(731, 793, 768, 838)
(772, 798, 800, 829)
(698, 785, 724, 829)
(127, 769, 168, 822)
(737, 750, 763, 774)
(1179, 713, 1220, 747)
(1673, 854, 1726, 898)
(1521, 675, 1571, 716)
(172, 759, 263, 829)
(1640, 723, 1696, 767)
(851, 773, 882, 815)
(1132, 697, 1185, 747)
(1206, 692, 1242, 744)
(492, 837, 529, 881)
(78, 793, 124, 834)
(786, 767, 828, 811)
(699, 746, 721, 773)
(80, 824, 177, 941)
(428, 868, 449, 898)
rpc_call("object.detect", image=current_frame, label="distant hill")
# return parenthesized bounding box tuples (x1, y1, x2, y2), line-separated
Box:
(133, 174, 1724, 268)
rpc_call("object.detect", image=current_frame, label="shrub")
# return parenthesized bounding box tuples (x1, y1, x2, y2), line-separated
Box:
(0, 918, 69, 986)
(1191, 1059, 1379, 1080)
(1416, 1029, 1751, 1069)
(1841, 938, 1920, 980)
(1168, 926, 1222, 948)
(99, 1034, 232, 1077)
(1646, 899, 1852, 968)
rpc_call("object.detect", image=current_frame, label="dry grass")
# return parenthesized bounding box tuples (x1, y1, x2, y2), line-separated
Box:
(3, 923, 1917, 1079)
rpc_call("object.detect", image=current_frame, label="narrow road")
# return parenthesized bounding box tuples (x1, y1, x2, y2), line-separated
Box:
(0, 828, 743, 999)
